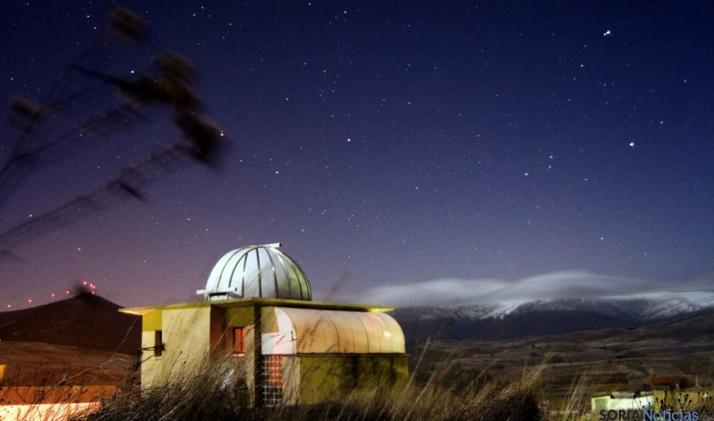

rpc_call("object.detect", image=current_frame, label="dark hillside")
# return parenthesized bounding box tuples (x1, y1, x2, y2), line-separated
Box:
(0, 293, 140, 354)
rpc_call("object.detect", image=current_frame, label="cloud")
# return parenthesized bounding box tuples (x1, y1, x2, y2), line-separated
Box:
(344, 270, 714, 308)
(346, 277, 508, 308)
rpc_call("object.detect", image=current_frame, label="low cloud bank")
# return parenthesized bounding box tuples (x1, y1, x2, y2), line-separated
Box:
(345, 270, 714, 308)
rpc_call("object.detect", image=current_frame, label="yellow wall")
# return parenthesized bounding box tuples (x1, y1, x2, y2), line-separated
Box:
(657, 388, 713, 409)
(140, 304, 259, 391)
(135, 301, 409, 408)
(142, 309, 162, 331)
(139, 309, 165, 387)
(282, 357, 301, 405)
(140, 307, 216, 387)
(163, 307, 213, 381)
(296, 354, 408, 405)
(140, 330, 162, 387)
(225, 306, 254, 327)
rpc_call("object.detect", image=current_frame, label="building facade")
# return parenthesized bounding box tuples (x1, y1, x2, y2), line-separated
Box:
(121, 244, 408, 406)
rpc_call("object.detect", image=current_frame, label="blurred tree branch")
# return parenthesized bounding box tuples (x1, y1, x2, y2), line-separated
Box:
(0, 6, 226, 261)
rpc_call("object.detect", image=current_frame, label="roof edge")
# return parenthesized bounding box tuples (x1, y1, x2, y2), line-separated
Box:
(119, 298, 394, 314)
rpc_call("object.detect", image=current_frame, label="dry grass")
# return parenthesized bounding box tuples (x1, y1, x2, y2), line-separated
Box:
(71, 349, 545, 421)
(8, 348, 712, 421)
(5, 337, 713, 421)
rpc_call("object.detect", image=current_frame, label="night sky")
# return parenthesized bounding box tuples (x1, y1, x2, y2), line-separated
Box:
(1, 0, 713, 310)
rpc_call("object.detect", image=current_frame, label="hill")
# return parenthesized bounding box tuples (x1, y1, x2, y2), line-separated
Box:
(408, 307, 714, 405)
(0, 293, 140, 354)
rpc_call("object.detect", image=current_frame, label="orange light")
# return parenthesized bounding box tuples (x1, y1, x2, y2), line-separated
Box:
(0, 402, 99, 421)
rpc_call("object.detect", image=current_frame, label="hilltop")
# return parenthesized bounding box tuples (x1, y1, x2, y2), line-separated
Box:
(0, 293, 140, 354)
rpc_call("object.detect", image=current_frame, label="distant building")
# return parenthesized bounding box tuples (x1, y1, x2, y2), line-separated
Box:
(650, 375, 698, 389)
(121, 243, 408, 407)
(591, 375, 712, 416)
(591, 391, 655, 412)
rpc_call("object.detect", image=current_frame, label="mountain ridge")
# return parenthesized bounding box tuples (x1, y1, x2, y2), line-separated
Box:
(391, 295, 714, 342)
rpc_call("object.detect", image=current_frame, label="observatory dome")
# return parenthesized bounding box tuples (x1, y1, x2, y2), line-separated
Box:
(197, 243, 312, 301)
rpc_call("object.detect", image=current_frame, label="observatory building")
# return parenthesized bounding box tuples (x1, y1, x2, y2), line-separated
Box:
(120, 243, 408, 406)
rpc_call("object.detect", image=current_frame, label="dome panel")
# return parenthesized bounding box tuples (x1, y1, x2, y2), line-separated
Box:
(197, 243, 312, 301)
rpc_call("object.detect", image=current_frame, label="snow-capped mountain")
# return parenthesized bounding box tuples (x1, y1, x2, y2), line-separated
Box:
(390, 293, 714, 342)
(345, 270, 714, 341)
(480, 292, 714, 320)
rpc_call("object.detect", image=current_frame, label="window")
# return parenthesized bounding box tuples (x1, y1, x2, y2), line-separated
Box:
(232, 326, 246, 356)
(154, 330, 163, 357)
(262, 355, 283, 406)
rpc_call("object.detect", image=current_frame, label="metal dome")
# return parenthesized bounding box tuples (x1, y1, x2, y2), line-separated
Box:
(197, 243, 312, 301)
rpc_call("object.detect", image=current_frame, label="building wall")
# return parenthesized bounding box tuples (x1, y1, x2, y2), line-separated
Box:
(224, 306, 254, 330)
(591, 389, 712, 413)
(140, 309, 163, 388)
(596, 395, 654, 411)
(294, 354, 409, 405)
(223, 305, 257, 397)
(140, 330, 162, 387)
(135, 300, 409, 407)
(282, 356, 301, 405)
(657, 388, 712, 409)
(140, 304, 261, 391)
(631, 396, 652, 410)
(163, 306, 215, 382)
(0, 402, 99, 421)
(140, 307, 214, 387)
(260, 306, 405, 355)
